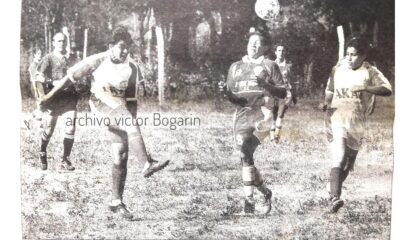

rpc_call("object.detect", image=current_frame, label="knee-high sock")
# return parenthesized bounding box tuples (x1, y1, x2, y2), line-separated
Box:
(128, 127, 149, 164)
(330, 167, 343, 198)
(112, 163, 127, 201)
(254, 167, 270, 195)
(242, 166, 255, 199)
(63, 133, 75, 159)
(40, 131, 50, 152)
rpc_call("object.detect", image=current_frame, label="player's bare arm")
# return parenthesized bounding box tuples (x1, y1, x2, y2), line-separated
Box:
(39, 75, 73, 105)
(350, 85, 392, 96)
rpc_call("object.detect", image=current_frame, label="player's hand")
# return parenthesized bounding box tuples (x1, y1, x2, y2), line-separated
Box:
(38, 95, 49, 106)
(218, 81, 227, 93)
(350, 85, 366, 93)
(318, 103, 330, 112)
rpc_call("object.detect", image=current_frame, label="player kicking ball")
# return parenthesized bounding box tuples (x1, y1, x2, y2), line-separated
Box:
(220, 28, 287, 214)
(39, 26, 169, 220)
(323, 35, 392, 213)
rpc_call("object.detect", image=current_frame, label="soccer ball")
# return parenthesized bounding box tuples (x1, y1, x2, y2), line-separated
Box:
(255, 0, 281, 20)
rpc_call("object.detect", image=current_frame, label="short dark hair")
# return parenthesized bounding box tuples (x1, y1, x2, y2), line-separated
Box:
(246, 27, 270, 46)
(274, 43, 286, 51)
(346, 34, 372, 56)
(111, 26, 133, 45)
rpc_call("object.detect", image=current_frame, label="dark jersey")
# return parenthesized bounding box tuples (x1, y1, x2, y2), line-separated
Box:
(36, 52, 77, 95)
(226, 56, 285, 107)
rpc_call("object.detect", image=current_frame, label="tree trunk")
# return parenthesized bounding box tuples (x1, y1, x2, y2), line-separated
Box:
(155, 25, 165, 106)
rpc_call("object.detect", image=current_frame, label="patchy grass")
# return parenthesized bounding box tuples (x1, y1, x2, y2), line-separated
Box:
(20, 96, 394, 239)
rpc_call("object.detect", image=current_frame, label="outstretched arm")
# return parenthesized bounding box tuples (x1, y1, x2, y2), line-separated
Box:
(39, 76, 73, 104)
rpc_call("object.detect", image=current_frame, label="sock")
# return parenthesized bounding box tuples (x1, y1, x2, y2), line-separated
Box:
(40, 132, 50, 152)
(275, 126, 281, 138)
(254, 167, 270, 195)
(110, 199, 122, 206)
(128, 128, 149, 164)
(243, 166, 255, 199)
(63, 136, 74, 160)
(330, 167, 343, 198)
(270, 128, 275, 140)
(112, 163, 127, 202)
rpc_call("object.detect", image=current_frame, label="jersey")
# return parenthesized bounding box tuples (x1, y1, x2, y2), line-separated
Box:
(326, 60, 392, 118)
(226, 55, 285, 107)
(36, 52, 78, 115)
(325, 60, 392, 149)
(67, 51, 142, 114)
(275, 59, 292, 90)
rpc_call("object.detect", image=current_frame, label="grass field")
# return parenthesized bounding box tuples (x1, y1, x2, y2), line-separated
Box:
(20, 96, 394, 240)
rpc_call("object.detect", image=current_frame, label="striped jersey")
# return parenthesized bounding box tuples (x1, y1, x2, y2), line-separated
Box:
(67, 51, 142, 110)
(226, 55, 284, 107)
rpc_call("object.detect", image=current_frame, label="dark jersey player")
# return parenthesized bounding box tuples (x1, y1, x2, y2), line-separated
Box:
(220, 28, 287, 214)
(35, 33, 78, 171)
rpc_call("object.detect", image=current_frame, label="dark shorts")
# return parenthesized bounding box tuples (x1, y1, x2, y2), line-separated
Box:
(44, 91, 78, 116)
(233, 106, 269, 146)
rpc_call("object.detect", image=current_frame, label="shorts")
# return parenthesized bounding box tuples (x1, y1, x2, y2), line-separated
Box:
(325, 108, 365, 150)
(90, 94, 139, 144)
(44, 91, 78, 116)
(233, 106, 270, 146)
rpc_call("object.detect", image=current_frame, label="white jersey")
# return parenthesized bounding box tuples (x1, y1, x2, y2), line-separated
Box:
(67, 51, 142, 110)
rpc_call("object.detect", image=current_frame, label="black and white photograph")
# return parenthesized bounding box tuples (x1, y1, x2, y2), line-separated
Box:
(13, 0, 397, 239)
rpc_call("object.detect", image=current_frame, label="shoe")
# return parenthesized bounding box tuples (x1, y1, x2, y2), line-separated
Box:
(244, 198, 255, 214)
(109, 203, 134, 220)
(142, 156, 170, 178)
(274, 135, 280, 143)
(39, 152, 47, 170)
(60, 157, 75, 171)
(329, 196, 344, 213)
(263, 188, 272, 214)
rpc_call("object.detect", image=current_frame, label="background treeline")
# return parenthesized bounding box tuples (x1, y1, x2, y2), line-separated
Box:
(20, 0, 394, 102)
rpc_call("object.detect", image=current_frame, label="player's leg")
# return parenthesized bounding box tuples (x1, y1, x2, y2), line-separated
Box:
(274, 102, 289, 142)
(328, 133, 347, 213)
(60, 110, 77, 171)
(107, 130, 133, 220)
(240, 133, 260, 213)
(110, 106, 169, 178)
(270, 104, 278, 141)
(39, 113, 58, 170)
(341, 146, 358, 183)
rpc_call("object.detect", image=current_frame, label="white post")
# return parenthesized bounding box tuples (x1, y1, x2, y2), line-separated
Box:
(83, 28, 88, 58)
(337, 25, 344, 61)
(155, 25, 165, 106)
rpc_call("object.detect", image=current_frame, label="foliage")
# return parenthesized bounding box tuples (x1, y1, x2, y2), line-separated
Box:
(20, 0, 394, 100)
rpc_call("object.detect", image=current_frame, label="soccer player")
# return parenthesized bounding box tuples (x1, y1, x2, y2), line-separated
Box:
(35, 33, 78, 171)
(39, 26, 170, 220)
(220, 28, 287, 214)
(28, 47, 44, 121)
(323, 35, 392, 213)
(270, 44, 293, 142)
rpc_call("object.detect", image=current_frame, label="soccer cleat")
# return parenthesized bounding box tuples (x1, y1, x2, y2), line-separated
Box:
(329, 196, 344, 213)
(109, 203, 134, 220)
(244, 198, 255, 214)
(142, 157, 170, 178)
(39, 152, 47, 170)
(60, 157, 75, 171)
(263, 188, 273, 214)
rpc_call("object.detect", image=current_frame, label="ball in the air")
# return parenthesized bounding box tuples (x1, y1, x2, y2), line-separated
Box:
(255, 0, 281, 20)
